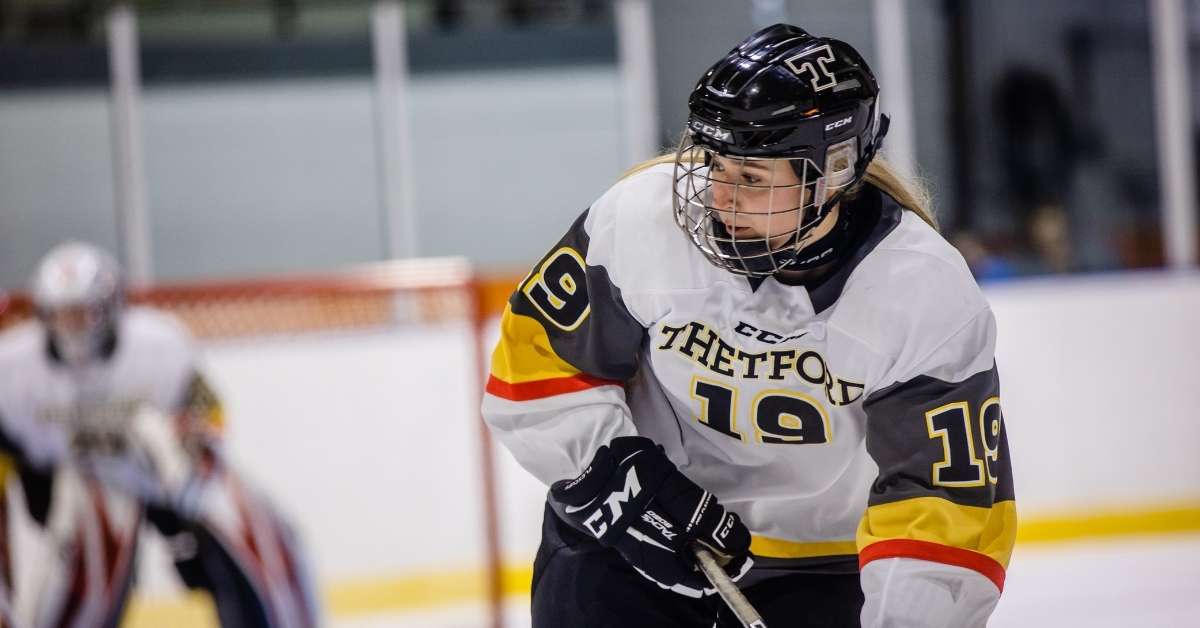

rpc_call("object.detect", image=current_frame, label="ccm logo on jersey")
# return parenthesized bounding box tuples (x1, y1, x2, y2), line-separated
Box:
(583, 467, 642, 538)
(690, 119, 733, 143)
(735, 321, 807, 345)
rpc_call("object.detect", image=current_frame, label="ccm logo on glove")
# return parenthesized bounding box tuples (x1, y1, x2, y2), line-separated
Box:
(550, 436, 753, 598)
(578, 465, 642, 537)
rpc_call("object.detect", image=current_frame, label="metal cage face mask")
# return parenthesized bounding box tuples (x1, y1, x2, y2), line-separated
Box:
(672, 133, 859, 278)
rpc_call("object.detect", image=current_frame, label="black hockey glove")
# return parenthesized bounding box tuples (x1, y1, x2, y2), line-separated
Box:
(550, 436, 752, 598)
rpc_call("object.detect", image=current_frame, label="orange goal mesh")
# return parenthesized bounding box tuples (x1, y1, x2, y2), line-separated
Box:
(0, 258, 481, 339)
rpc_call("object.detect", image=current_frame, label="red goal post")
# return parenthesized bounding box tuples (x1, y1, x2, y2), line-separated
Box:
(0, 257, 522, 628)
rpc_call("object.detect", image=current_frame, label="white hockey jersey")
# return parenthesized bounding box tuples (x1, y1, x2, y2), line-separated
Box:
(0, 307, 200, 462)
(483, 164, 1016, 626)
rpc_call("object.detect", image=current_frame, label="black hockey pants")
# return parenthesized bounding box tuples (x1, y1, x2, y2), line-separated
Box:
(531, 503, 864, 627)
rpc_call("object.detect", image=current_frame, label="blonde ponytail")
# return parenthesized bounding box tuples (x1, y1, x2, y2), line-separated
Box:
(861, 156, 937, 230)
(620, 150, 937, 231)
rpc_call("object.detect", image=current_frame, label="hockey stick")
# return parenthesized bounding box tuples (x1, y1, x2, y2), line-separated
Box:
(692, 545, 768, 628)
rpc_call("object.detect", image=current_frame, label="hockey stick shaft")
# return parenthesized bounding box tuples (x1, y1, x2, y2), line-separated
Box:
(692, 546, 767, 628)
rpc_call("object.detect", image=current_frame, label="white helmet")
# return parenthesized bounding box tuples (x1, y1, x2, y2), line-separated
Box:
(30, 241, 124, 366)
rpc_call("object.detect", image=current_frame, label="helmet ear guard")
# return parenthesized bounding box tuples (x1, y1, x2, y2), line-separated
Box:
(823, 138, 859, 191)
(803, 135, 857, 215)
(813, 112, 890, 217)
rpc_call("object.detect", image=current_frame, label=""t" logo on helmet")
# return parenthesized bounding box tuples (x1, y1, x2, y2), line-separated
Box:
(783, 44, 837, 92)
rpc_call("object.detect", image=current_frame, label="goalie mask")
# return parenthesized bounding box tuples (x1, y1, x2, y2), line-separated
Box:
(31, 241, 124, 366)
(673, 23, 888, 277)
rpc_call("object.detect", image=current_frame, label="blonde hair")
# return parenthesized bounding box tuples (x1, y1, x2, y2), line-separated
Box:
(622, 150, 938, 231)
(860, 156, 937, 229)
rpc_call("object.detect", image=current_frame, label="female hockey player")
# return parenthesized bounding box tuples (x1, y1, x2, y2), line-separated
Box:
(0, 241, 320, 627)
(483, 23, 1016, 627)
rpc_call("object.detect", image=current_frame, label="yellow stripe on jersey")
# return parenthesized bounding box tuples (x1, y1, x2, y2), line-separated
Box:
(749, 535, 858, 559)
(856, 497, 1017, 569)
(490, 303, 582, 384)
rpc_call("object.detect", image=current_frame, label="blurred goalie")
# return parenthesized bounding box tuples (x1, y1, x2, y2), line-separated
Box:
(0, 242, 320, 627)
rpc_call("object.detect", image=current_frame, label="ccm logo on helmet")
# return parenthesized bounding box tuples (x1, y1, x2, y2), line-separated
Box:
(825, 115, 853, 132)
(690, 119, 733, 143)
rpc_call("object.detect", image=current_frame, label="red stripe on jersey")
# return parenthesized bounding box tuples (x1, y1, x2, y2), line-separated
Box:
(486, 373, 621, 401)
(858, 539, 1006, 592)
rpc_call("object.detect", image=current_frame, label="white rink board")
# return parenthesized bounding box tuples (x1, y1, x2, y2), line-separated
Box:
(985, 271, 1200, 514)
(125, 271, 1200, 601)
(210, 324, 494, 578)
(334, 533, 1200, 627)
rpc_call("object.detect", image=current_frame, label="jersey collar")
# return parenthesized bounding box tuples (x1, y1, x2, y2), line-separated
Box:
(745, 185, 904, 314)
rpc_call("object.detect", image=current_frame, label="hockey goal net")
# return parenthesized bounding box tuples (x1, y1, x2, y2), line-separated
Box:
(1, 258, 485, 337)
(0, 257, 516, 628)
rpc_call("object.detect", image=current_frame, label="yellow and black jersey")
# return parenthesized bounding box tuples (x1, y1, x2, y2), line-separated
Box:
(483, 163, 1017, 624)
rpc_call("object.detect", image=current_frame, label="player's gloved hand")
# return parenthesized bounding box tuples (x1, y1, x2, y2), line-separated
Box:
(550, 435, 752, 598)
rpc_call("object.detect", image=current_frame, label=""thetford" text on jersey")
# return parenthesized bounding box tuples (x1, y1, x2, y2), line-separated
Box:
(656, 321, 864, 406)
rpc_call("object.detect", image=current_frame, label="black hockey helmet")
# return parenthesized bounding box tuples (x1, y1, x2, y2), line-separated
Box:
(673, 23, 889, 277)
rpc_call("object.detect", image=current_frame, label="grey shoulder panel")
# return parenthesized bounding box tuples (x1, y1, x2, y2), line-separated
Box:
(863, 363, 1015, 509)
(509, 209, 646, 381)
